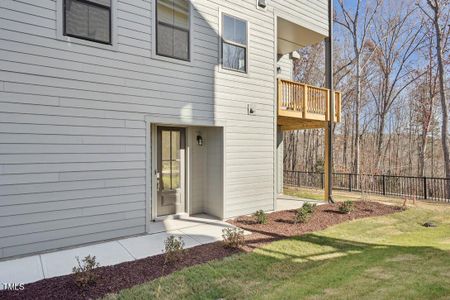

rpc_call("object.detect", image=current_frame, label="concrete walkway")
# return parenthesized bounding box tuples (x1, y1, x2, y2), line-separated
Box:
(0, 197, 320, 286)
(0, 214, 236, 285)
(276, 194, 325, 211)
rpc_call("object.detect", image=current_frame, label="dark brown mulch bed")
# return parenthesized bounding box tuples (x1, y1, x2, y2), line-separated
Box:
(0, 201, 401, 300)
(229, 201, 403, 251)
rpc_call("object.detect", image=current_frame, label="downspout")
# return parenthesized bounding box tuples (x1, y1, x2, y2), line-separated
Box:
(325, 0, 335, 203)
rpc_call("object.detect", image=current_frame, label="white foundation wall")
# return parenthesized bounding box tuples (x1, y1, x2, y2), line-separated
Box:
(188, 127, 223, 219)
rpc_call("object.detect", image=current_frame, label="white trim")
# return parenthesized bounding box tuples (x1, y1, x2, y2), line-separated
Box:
(221, 124, 227, 219)
(273, 12, 278, 212)
(151, 0, 195, 66)
(145, 121, 152, 231)
(56, 0, 118, 51)
(218, 7, 250, 78)
(144, 114, 226, 128)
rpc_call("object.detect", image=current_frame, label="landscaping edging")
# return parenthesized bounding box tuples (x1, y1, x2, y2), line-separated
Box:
(0, 201, 402, 300)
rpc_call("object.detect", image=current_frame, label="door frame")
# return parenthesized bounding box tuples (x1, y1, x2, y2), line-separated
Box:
(156, 126, 186, 217)
(145, 114, 226, 232)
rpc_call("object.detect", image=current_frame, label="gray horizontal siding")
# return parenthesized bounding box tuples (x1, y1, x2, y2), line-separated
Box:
(0, 0, 324, 258)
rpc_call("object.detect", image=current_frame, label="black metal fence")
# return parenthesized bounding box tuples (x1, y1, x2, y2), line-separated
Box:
(284, 171, 450, 202)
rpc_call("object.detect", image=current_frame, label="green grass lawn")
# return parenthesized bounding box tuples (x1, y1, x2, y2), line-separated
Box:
(104, 204, 450, 300)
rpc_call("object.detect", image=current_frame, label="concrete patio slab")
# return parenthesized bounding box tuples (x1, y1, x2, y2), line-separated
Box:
(0, 255, 43, 285)
(41, 240, 134, 279)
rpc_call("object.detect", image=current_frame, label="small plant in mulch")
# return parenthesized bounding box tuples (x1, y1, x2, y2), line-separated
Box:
(254, 210, 268, 224)
(164, 235, 185, 263)
(339, 200, 354, 214)
(222, 227, 245, 249)
(72, 255, 100, 288)
(295, 202, 316, 224)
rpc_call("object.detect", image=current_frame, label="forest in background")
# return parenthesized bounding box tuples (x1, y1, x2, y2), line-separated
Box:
(284, 0, 449, 178)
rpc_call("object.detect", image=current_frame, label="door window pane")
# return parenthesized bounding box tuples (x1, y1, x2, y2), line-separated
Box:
(156, 0, 190, 60)
(64, 0, 111, 44)
(160, 130, 182, 190)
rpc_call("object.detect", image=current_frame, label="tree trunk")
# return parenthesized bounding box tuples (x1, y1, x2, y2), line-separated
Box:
(353, 52, 361, 175)
(430, 0, 450, 196)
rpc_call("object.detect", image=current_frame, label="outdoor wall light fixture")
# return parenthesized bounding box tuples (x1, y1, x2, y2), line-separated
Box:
(196, 134, 203, 146)
(277, 66, 282, 74)
(258, 0, 267, 9)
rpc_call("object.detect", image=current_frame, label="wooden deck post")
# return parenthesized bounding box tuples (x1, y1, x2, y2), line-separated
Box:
(324, 0, 335, 203)
(324, 126, 331, 200)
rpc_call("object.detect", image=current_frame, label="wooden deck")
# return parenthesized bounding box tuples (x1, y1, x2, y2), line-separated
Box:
(277, 79, 341, 130)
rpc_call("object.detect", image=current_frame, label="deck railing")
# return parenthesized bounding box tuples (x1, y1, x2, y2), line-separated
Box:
(278, 79, 341, 122)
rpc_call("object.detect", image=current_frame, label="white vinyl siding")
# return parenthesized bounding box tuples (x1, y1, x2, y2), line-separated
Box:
(0, 0, 327, 258)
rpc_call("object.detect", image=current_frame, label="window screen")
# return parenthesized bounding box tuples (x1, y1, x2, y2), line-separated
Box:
(64, 0, 111, 44)
(156, 0, 190, 60)
(222, 14, 247, 72)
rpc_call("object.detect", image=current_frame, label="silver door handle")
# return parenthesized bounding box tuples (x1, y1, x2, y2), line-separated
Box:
(156, 171, 161, 191)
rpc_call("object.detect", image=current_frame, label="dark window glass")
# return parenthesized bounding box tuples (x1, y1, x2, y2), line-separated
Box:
(156, 0, 190, 60)
(222, 14, 247, 72)
(64, 0, 111, 44)
(222, 43, 246, 72)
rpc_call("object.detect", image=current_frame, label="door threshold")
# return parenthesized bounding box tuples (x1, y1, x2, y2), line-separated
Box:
(153, 212, 189, 222)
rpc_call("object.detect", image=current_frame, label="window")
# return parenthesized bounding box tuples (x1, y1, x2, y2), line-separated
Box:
(156, 0, 190, 61)
(64, 0, 111, 44)
(222, 14, 247, 72)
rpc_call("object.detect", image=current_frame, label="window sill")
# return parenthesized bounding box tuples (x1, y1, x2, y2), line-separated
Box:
(218, 65, 250, 78)
(151, 52, 193, 66)
(57, 35, 118, 51)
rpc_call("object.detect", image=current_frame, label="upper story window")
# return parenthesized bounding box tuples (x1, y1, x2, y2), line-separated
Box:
(64, 0, 112, 44)
(222, 14, 247, 73)
(156, 0, 190, 61)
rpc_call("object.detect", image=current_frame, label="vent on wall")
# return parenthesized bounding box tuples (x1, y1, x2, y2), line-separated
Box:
(257, 0, 267, 9)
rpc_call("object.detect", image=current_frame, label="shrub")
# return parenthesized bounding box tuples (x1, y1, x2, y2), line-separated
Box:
(339, 200, 354, 214)
(72, 255, 100, 287)
(295, 202, 316, 224)
(222, 227, 245, 249)
(254, 210, 268, 224)
(164, 235, 185, 263)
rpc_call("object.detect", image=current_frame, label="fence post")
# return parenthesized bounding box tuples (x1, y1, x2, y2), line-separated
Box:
(349, 173, 352, 192)
(321, 173, 324, 189)
(423, 177, 427, 200)
(382, 175, 386, 195)
(297, 172, 300, 187)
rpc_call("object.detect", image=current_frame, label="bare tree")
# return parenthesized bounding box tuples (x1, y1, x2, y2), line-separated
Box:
(335, 0, 381, 175)
(368, 1, 427, 171)
(419, 0, 450, 182)
(412, 34, 439, 176)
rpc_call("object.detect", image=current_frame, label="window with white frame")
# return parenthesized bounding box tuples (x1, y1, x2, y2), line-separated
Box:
(63, 0, 112, 44)
(156, 0, 190, 61)
(222, 14, 247, 72)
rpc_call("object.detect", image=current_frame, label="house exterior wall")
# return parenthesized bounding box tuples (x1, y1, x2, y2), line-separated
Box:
(0, 0, 328, 258)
